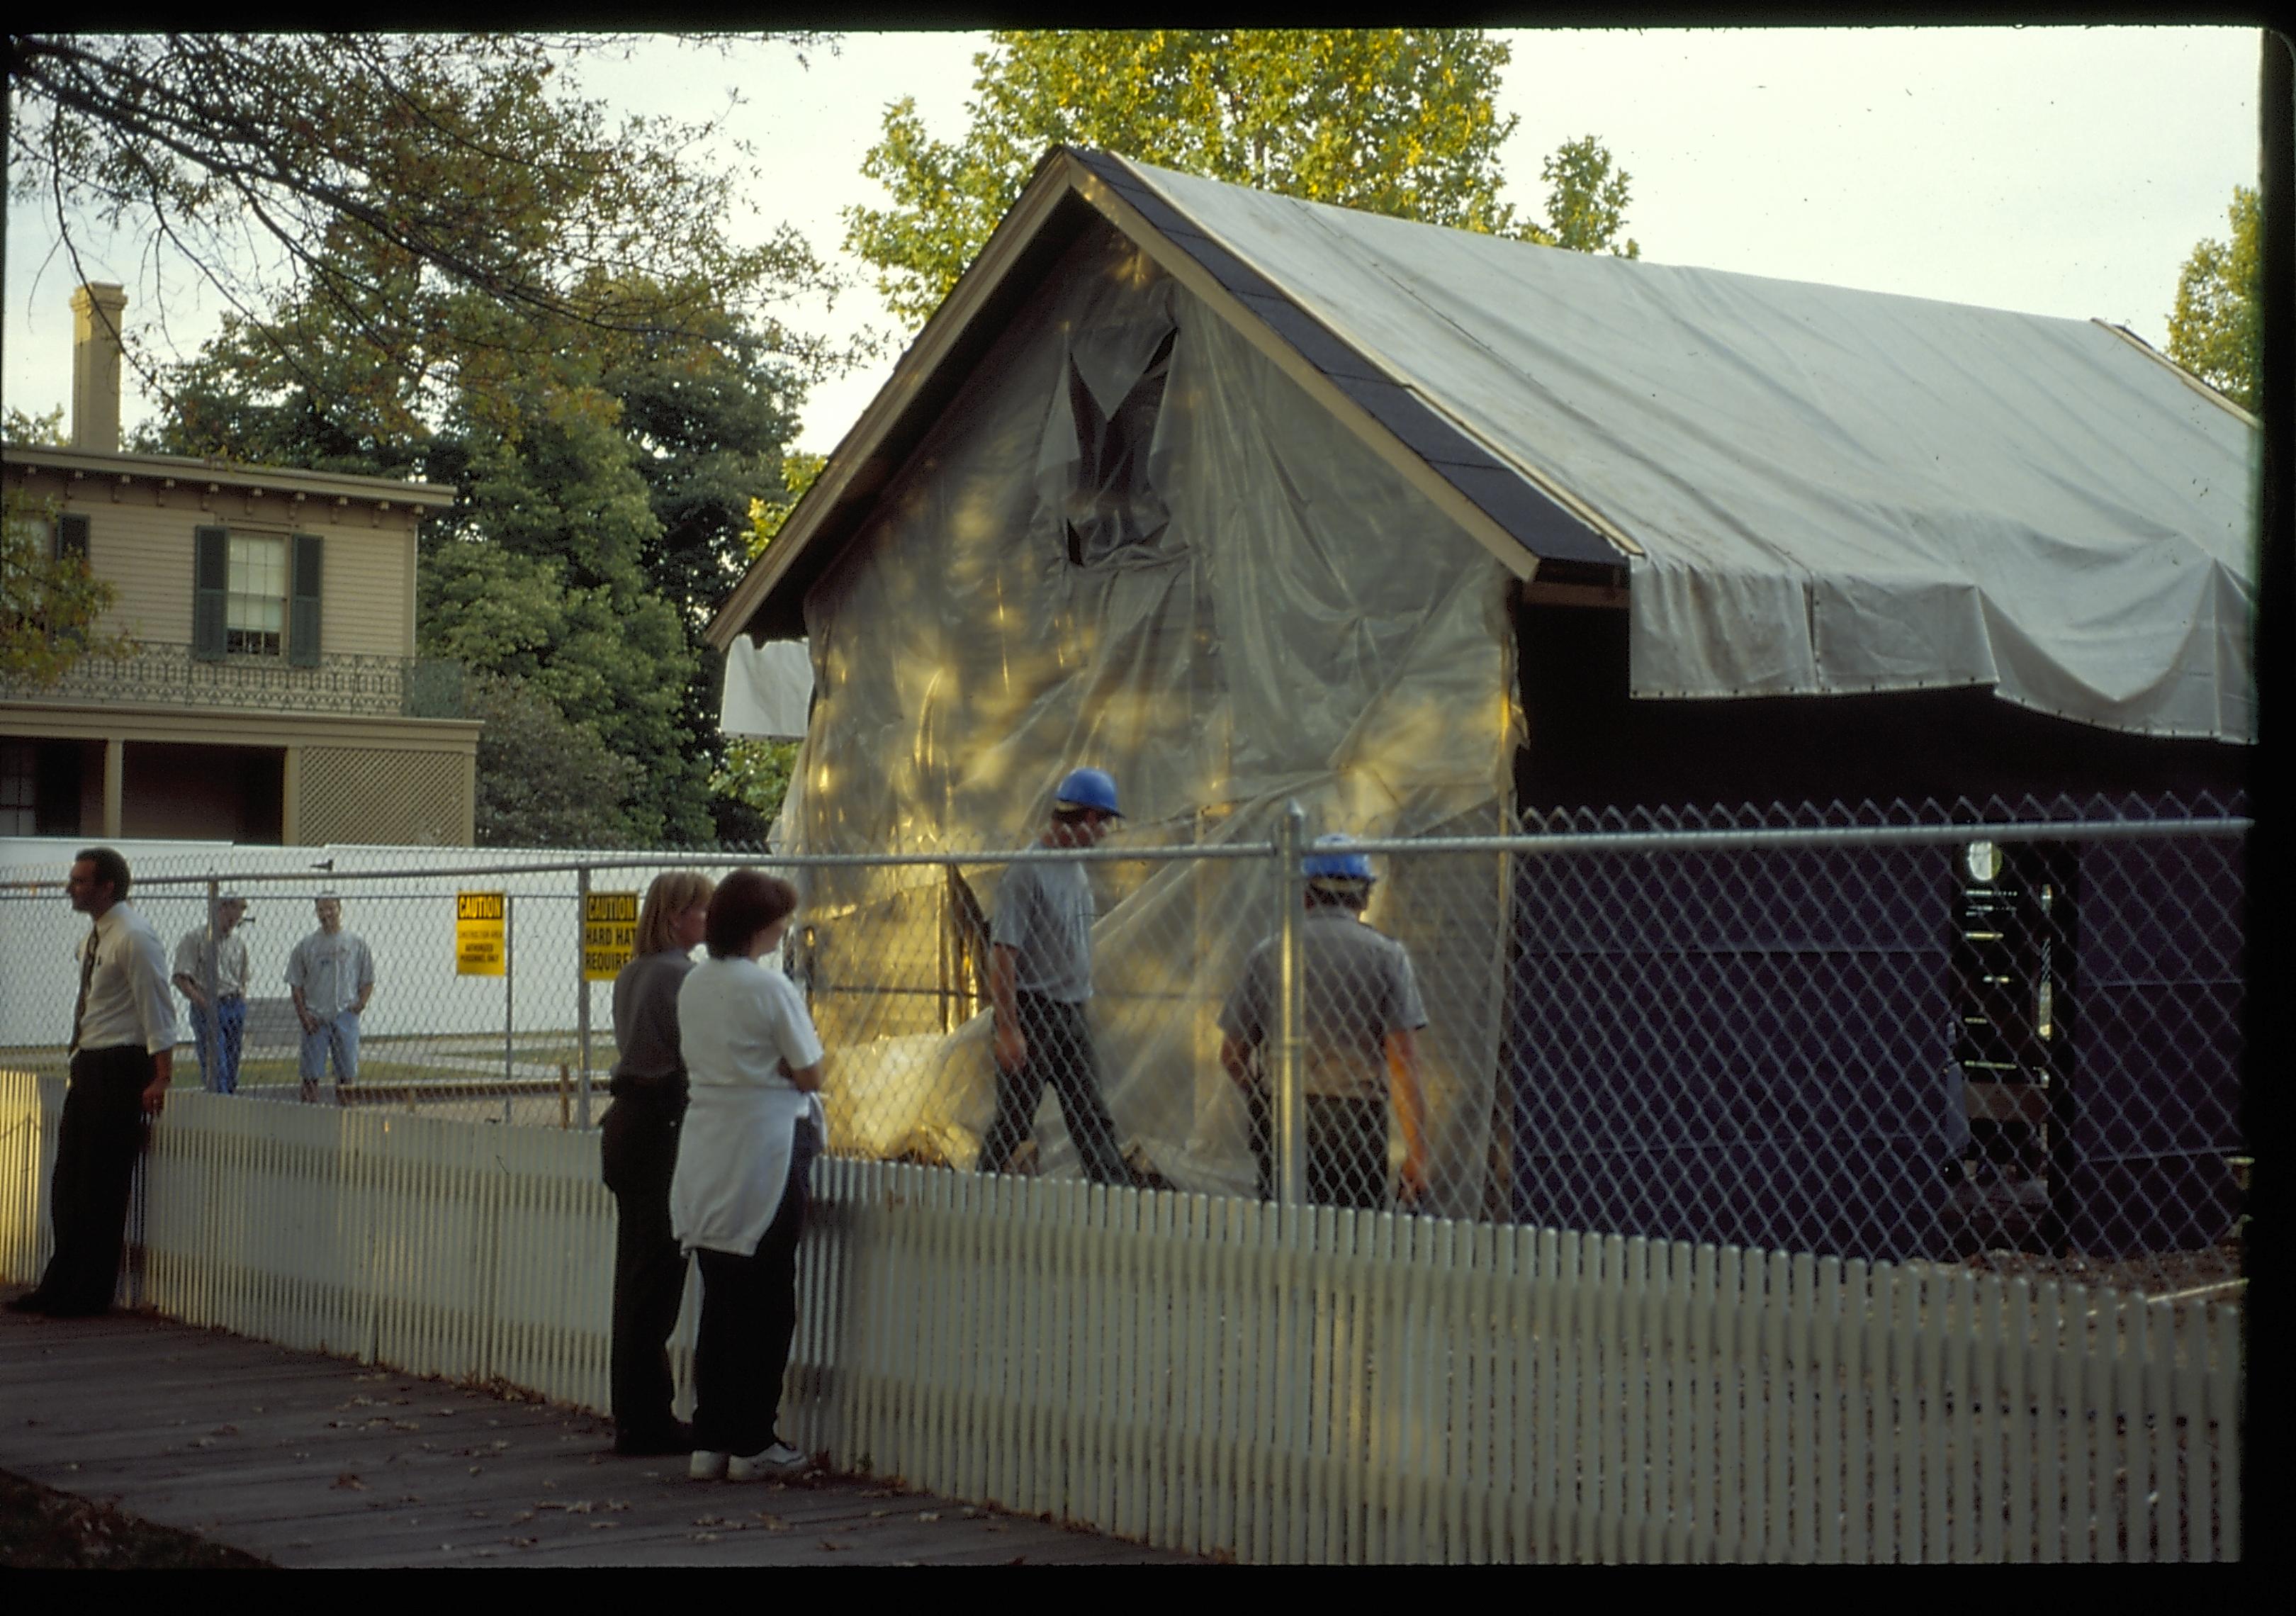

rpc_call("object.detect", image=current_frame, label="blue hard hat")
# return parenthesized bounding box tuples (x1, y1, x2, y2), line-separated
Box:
(1054, 766, 1122, 817)
(1302, 833, 1374, 882)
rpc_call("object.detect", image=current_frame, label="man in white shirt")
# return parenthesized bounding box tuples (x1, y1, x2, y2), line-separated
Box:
(7, 847, 177, 1319)
(172, 893, 251, 1094)
(286, 894, 375, 1104)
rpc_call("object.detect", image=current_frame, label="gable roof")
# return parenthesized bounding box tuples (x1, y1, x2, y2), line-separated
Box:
(711, 146, 2256, 744)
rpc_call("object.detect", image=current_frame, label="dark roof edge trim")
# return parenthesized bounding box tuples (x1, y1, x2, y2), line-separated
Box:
(1096, 153, 1641, 567)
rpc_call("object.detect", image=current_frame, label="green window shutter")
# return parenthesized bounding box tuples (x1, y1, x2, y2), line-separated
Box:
(192, 525, 230, 661)
(289, 532, 323, 667)
(55, 513, 91, 564)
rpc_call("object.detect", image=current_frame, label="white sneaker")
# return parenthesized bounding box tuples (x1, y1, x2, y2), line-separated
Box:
(726, 1442, 811, 1481)
(687, 1449, 729, 1481)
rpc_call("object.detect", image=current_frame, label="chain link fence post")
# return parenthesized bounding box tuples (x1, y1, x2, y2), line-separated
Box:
(576, 863, 593, 1130)
(199, 875, 221, 1094)
(502, 894, 516, 1123)
(1273, 800, 1306, 1208)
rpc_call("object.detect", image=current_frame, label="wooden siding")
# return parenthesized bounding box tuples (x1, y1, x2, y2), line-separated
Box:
(9, 468, 421, 656)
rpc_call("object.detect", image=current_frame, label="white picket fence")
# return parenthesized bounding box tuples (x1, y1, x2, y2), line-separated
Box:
(0, 1072, 2241, 1562)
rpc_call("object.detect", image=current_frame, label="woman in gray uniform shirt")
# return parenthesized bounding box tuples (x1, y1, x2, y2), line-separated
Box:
(600, 871, 714, 1457)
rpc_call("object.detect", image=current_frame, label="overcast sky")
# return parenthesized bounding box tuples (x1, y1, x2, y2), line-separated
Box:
(2, 26, 2264, 455)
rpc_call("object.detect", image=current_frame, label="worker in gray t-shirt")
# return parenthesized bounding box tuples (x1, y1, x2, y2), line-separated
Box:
(286, 894, 374, 1104)
(1220, 834, 1430, 1209)
(978, 767, 1129, 1184)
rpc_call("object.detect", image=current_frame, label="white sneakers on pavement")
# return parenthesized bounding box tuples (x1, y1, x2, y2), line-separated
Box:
(728, 1442, 812, 1481)
(690, 1441, 811, 1481)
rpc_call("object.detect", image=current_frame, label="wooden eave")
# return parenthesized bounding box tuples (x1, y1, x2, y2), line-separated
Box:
(1, 443, 456, 511)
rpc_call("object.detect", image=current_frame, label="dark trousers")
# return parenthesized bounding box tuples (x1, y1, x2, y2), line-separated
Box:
(1245, 1087, 1389, 1211)
(691, 1121, 817, 1458)
(600, 1085, 687, 1442)
(979, 992, 1127, 1184)
(34, 1047, 152, 1312)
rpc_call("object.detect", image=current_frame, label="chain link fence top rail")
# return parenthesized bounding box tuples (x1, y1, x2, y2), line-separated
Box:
(0, 792, 2247, 1296)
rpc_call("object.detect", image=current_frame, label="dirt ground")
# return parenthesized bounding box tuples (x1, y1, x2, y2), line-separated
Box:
(1953, 1242, 2244, 1300)
(1, 1469, 274, 1569)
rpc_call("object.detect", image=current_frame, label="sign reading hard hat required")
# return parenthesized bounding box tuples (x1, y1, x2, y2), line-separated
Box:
(456, 891, 507, 977)
(584, 892, 640, 982)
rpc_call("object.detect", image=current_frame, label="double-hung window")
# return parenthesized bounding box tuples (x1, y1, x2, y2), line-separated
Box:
(226, 533, 287, 656)
(193, 525, 322, 666)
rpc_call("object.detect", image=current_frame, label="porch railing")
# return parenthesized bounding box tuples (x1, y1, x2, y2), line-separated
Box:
(0, 640, 465, 719)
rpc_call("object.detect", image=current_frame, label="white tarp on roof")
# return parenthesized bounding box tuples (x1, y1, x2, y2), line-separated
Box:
(1122, 158, 2258, 743)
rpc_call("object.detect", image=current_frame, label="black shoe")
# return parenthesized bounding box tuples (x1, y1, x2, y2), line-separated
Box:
(612, 1423, 694, 1458)
(5, 1291, 56, 1315)
(37, 1300, 109, 1319)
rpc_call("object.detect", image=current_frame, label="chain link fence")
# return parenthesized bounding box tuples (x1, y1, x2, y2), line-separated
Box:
(0, 793, 2246, 1296)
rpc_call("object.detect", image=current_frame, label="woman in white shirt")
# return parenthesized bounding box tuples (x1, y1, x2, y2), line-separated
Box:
(672, 868, 826, 1482)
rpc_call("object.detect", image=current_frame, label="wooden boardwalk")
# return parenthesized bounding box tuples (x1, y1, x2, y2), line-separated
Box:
(0, 1293, 1209, 1567)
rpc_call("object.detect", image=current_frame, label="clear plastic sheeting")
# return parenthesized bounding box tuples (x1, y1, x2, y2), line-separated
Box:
(1122, 158, 2260, 743)
(784, 221, 1516, 1213)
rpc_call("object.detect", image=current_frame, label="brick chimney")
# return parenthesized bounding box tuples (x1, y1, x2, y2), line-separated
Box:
(69, 282, 129, 454)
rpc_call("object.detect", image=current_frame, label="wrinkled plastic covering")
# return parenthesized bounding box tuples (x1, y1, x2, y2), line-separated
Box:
(1125, 159, 2260, 743)
(784, 223, 1515, 1212)
(720, 634, 814, 741)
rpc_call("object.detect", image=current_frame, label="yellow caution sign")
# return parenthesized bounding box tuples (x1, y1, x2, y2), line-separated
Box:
(456, 890, 507, 976)
(584, 891, 640, 982)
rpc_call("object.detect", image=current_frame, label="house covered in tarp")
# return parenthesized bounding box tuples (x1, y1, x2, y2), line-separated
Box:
(707, 147, 2253, 1250)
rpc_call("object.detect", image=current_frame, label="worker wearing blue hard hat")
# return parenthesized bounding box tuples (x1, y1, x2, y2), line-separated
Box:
(1218, 833, 1431, 1210)
(978, 765, 1130, 1184)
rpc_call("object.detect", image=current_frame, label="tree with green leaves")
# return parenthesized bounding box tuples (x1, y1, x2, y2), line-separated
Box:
(464, 671, 644, 846)
(6, 33, 841, 421)
(2167, 184, 2260, 413)
(149, 252, 813, 846)
(2, 405, 136, 688)
(846, 28, 1639, 327)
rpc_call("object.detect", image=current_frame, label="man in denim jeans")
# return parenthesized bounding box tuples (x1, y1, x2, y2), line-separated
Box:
(286, 894, 373, 1104)
(171, 893, 250, 1094)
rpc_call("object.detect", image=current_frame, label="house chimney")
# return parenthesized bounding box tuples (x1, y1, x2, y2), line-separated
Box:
(69, 282, 129, 454)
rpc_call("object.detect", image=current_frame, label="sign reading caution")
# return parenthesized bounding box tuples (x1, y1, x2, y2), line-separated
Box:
(584, 892, 640, 982)
(456, 891, 507, 976)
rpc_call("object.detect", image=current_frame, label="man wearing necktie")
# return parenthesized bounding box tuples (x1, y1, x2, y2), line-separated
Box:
(7, 847, 177, 1318)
